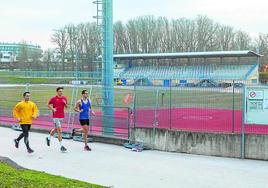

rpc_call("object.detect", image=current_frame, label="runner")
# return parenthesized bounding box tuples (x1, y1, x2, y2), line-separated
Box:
(13, 92, 38, 153)
(73, 89, 95, 151)
(46, 87, 68, 152)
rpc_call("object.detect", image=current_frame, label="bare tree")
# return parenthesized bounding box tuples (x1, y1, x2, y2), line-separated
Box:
(156, 17, 171, 53)
(66, 24, 78, 71)
(48, 15, 267, 71)
(255, 34, 268, 64)
(18, 41, 29, 70)
(114, 21, 126, 53)
(234, 30, 251, 50)
(195, 15, 219, 51)
(255, 34, 268, 53)
(216, 25, 235, 50)
(126, 19, 139, 53)
(51, 29, 68, 71)
(80, 22, 99, 71)
(171, 18, 196, 52)
(43, 49, 54, 71)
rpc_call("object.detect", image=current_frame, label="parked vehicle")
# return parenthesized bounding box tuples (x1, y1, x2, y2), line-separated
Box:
(195, 79, 218, 87)
(218, 82, 232, 88)
(233, 83, 244, 88)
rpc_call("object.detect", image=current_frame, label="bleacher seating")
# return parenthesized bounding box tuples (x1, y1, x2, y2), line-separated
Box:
(117, 64, 256, 80)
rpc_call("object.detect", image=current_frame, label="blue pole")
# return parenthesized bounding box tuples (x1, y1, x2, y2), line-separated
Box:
(102, 0, 114, 136)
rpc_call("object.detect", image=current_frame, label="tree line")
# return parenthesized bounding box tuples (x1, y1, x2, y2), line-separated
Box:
(23, 15, 268, 71)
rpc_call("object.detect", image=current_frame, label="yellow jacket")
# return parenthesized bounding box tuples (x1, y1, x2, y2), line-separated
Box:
(13, 101, 38, 125)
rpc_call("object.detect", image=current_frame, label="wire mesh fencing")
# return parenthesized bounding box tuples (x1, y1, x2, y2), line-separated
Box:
(0, 84, 131, 139)
(132, 79, 265, 135)
(1, 80, 267, 142)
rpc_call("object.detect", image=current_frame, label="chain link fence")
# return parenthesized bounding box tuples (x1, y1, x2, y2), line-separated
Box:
(0, 84, 131, 139)
(0, 79, 267, 142)
(132, 79, 263, 135)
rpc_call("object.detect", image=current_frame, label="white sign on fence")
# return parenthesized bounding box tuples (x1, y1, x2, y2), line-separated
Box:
(245, 86, 268, 125)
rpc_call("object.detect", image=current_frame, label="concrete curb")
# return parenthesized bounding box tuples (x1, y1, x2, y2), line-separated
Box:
(0, 124, 128, 146)
(0, 156, 25, 170)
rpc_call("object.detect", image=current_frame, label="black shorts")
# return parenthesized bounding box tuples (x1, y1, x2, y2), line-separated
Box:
(20, 124, 31, 130)
(79, 119, 90, 126)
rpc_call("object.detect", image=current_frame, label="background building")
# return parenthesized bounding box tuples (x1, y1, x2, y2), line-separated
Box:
(0, 42, 42, 68)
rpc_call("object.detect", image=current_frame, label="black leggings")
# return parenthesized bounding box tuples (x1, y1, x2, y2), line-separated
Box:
(17, 124, 31, 149)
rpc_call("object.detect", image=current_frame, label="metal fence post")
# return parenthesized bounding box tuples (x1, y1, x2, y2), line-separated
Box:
(155, 88, 159, 127)
(152, 88, 159, 149)
(25, 83, 29, 92)
(169, 79, 172, 129)
(127, 107, 130, 140)
(133, 79, 137, 129)
(232, 80, 235, 133)
(241, 85, 246, 159)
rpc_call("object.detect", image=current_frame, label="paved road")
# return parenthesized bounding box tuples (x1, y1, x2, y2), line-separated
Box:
(0, 127, 267, 188)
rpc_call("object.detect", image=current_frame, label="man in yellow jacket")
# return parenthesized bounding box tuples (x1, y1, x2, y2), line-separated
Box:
(13, 92, 38, 153)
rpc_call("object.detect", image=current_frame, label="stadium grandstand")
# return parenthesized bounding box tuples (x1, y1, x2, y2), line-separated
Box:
(113, 51, 261, 87)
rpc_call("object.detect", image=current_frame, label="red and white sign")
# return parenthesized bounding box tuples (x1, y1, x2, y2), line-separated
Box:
(248, 90, 263, 100)
(249, 91, 256, 98)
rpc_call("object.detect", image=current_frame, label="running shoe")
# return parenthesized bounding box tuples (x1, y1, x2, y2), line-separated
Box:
(72, 128, 76, 137)
(27, 148, 34, 153)
(84, 145, 91, 151)
(14, 139, 19, 148)
(60, 146, 67, 152)
(46, 137, 50, 146)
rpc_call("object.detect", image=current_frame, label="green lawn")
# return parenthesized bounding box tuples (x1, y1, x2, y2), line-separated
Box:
(0, 162, 106, 188)
(0, 71, 99, 84)
(0, 71, 243, 113)
(135, 87, 243, 110)
(0, 85, 132, 114)
(0, 76, 75, 84)
(0, 85, 242, 117)
(0, 70, 243, 112)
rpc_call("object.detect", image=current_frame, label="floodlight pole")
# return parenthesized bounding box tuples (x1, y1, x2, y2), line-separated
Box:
(102, 0, 114, 135)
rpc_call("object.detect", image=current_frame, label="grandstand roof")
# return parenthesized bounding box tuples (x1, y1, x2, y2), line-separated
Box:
(113, 51, 262, 60)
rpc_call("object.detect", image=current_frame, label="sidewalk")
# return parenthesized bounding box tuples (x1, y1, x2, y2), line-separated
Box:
(0, 127, 267, 188)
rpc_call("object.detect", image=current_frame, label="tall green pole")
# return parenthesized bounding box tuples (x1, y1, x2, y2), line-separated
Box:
(232, 80, 235, 133)
(102, 0, 114, 135)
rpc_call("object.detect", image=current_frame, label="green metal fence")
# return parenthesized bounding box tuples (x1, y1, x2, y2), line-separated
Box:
(0, 84, 131, 139)
(133, 80, 244, 133)
(0, 81, 266, 141)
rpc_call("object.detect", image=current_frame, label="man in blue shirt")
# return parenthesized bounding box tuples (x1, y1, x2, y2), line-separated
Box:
(73, 89, 95, 151)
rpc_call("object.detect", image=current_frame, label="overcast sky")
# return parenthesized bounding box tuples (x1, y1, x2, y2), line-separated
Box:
(0, 0, 267, 49)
